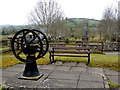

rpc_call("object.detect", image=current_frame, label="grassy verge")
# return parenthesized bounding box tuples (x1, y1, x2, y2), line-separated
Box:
(0, 51, 119, 71)
(54, 53, 119, 71)
(0, 47, 9, 52)
(0, 51, 50, 68)
(107, 81, 120, 88)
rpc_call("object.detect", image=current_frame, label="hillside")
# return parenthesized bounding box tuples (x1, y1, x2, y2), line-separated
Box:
(66, 18, 100, 28)
(0, 18, 100, 35)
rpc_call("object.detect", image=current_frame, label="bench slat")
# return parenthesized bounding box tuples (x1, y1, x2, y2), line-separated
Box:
(50, 43, 102, 46)
(52, 47, 90, 50)
(49, 40, 103, 43)
(51, 54, 88, 57)
(54, 51, 89, 54)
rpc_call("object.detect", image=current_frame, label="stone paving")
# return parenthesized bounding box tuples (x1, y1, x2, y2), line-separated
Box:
(1, 61, 120, 89)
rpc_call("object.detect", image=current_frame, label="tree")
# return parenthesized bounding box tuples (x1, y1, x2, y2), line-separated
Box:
(1, 27, 7, 35)
(98, 5, 118, 41)
(2, 30, 6, 35)
(28, 0, 66, 39)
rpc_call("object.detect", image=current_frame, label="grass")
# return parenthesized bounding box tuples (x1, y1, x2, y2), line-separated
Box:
(54, 53, 119, 71)
(0, 87, 2, 90)
(107, 81, 120, 88)
(0, 47, 9, 51)
(0, 35, 8, 39)
(0, 51, 119, 71)
(0, 51, 50, 68)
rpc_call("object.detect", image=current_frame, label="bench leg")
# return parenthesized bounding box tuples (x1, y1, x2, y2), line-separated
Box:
(52, 55, 55, 63)
(86, 52, 90, 66)
(49, 52, 55, 63)
(86, 57, 90, 66)
(51, 48, 55, 63)
(49, 52, 52, 64)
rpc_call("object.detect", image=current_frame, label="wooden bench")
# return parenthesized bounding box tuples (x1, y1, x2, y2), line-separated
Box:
(49, 40, 103, 53)
(49, 46, 90, 66)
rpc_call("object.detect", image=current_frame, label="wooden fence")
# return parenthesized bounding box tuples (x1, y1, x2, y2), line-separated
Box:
(1, 37, 119, 53)
(0, 39, 11, 53)
(103, 42, 119, 51)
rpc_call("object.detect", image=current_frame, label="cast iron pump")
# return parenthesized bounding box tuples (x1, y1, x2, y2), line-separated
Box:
(11, 29, 49, 80)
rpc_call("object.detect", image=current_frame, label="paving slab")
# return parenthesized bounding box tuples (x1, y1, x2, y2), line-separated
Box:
(3, 67, 24, 73)
(2, 77, 8, 88)
(1, 77, 8, 88)
(2, 71, 19, 78)
(70, 67, 87, 72)
(9, 64, 25, 68)
(2, 77, 8, 83)
(48, 70, 80, 80)
(87, 67, 104, 74)
(62, 62, 77, 66)
(6, 73, 45, 88)
(104, 68, 119, 76)
(39, 69, 53, 75)
(36, 65, 45, 69)
(106, 75, 119, 85)
(52, 61, 63, 66)
(5, 69, 52, 88)
(38, 79, 77, 88)
(80, 72, 103, 82)
(55, 66, 71, 71)
(77, 80, 104, 88)
(39, 65, 57, 70)
(38, 69, 53, 78)
(76, 63, 88, 67)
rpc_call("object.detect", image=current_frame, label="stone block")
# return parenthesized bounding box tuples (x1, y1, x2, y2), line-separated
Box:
(80, 72, 103, 82)
(76, 63, 88, 67)
(88, 67, 104, 74)
(38, 79, 77, 88)
(48, 71, 80, 80)
(104, 69, 119, 76)
(39, 65, 56, 70)
(77, 80, 104, 88)
(70, 67, 87, 72)
(62, 62, 77, 67)
(55, 66, 71, 71)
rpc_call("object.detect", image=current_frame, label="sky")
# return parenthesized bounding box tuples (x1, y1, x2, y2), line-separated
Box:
(0, 0, 119, 25)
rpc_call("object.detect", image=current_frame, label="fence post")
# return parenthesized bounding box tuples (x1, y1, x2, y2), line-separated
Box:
(101, 42, 104, 53)
(7, 39, 11, 50)
(17, 38, 20, 50)
(7, 36, 12, 50)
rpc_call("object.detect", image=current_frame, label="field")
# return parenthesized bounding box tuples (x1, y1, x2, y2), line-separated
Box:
(0, 51, 119, 71)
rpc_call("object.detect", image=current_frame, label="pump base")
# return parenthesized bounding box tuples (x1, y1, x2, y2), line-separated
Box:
(18, 74, 44, 80)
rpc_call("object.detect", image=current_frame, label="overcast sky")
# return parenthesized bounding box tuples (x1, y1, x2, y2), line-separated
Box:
(0, 0, 119, 25)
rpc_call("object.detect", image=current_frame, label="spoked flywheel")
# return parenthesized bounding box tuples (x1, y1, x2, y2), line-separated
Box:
(11, 29, 43, 63)
(32, 29, 49, 57)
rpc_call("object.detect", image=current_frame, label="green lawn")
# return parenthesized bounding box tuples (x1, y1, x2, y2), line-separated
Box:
(0, 47, 9, 51)
(54, 53, 119, 71)
(0, 51, 119, 71)
(0, 35, 8, 39)
(0, 51, 50, 68)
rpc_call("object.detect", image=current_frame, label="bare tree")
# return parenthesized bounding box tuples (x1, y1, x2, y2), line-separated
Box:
(98, 5, 118, 41)
(28, 0, 65, 39)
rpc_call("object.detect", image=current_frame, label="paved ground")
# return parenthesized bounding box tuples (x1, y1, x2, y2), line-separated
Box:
(1, 61, 120, 89)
